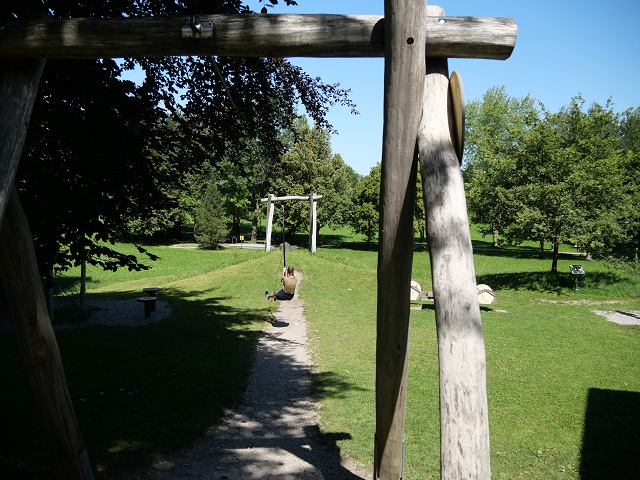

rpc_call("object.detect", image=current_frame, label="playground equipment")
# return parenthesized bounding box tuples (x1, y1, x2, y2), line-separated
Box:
(0, 4, 517, 479)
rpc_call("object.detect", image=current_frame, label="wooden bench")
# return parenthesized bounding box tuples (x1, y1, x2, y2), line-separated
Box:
(136, 297, 157, 318)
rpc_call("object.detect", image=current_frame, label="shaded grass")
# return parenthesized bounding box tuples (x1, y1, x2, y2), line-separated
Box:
(0, 249, 282, 478)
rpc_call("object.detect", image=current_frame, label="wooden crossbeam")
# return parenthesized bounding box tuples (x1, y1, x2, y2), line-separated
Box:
(0, 14, 517, 60)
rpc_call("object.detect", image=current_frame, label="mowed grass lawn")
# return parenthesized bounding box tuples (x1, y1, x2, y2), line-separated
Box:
(1, 240, 639, 478)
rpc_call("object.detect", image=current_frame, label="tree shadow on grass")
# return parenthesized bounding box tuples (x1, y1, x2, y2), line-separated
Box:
(0, 286, 370, 479)
(475, 271, 624, 294)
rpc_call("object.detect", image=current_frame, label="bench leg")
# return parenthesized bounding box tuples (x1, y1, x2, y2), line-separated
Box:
(144, 301, 153, 318)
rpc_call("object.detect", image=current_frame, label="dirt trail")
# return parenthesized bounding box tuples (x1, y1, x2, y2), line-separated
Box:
(113, 272, 370, 479)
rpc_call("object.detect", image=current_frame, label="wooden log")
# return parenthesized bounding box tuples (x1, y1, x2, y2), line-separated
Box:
(0, 14, 517, 61)
(265, 194, 274, 252)
(0, 60, 45, 225)
(260, 194, 323, 202)
(417, 7, 491, 479)
(374, 1, 426, 478)
(0, 187, 95, 480)
(308, 193, 318, 254)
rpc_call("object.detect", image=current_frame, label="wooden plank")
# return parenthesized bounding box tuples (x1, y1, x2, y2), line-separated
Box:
(0, 14, 517, 61)
(260, 194, 323, 202)
(374, 1, 426, 478)
(0, 60, 45, 225)
(417, 8, 491, 478)
(0, 187, 94, 480)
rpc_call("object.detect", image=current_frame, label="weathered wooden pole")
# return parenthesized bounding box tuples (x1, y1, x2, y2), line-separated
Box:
(1, 59, 95, 480)
(0, 60, 45, 225)
(309, 192, 318, 253)
(0, 187, 95, 480)
(418, 6, 491, 478)
(375, 0, 426, 478)
(265, 193, 274, 252)
(0, 14, 517, 61)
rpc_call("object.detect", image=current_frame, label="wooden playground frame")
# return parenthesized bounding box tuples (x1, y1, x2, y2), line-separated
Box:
(0, 3, 517, 478)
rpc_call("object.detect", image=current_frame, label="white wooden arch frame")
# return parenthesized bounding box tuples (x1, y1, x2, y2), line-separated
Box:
(260, 193, 323, 253)
(0, 4, 517, 479)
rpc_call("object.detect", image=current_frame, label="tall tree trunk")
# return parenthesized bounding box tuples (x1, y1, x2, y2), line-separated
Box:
(539, 239, 545, 260)
(0, 188, 94, 480)
(80, 259, 87, 306)
(551, 241, 559, 273)
(251, 200, 260, 242)
(46, 269, 54, 321)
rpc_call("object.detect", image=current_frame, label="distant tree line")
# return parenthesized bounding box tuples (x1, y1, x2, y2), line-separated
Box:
(464, 86, 640, 271)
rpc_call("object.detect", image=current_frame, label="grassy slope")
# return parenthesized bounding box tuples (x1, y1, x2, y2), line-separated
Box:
(0, 247, 284, 477)
(1, 240, 639, 479)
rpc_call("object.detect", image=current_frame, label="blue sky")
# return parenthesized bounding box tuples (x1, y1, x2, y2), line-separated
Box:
(246, 0, 640, 175)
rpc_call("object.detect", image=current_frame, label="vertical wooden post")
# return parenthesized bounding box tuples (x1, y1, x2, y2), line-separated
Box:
(265, 194, 274, 252)
(418, 6, 491, 478)
(309, 193, 317, 253)
(375, 0, 426, 478)
(0, 188, 95, 480)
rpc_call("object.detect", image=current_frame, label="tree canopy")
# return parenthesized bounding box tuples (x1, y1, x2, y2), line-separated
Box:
(269, 116, 357, 237)
(3, 0, 355, 274)
(465, 89, 638, 270)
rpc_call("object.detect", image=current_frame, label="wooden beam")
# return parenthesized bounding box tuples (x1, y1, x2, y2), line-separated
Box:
(374, 1, 425, 478)
(0, 14, 517, 61)
(417, 7, 491, 478)
(0, 187, 94, 480)
(260, 194, 323, 202)
(0, 60, 45, 225)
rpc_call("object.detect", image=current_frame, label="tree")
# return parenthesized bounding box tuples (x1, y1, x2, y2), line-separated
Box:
(18, 58, 166, 274)
(619, 107, 640, 258)
(270, 116, 356, 236)
(554, 97, 633, 261)
(4, 0, 355, 276)
(194, 180, 229, 248)
(468, 93, 633, 271)
(351, 164, 381, 243)
(464, 86, 538, 247)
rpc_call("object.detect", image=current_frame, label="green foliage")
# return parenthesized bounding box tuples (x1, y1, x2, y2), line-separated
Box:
(350, 163, 381, 242)
(270, 116, 356, 235)
(466, 90, 638, 270)
(194, 181, 229, 247)
(5, 0, 355, 275)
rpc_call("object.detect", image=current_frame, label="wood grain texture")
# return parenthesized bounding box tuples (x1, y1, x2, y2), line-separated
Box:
(0, 60, 45, 225)
(418, 8, 491, 477)
(0, 187, 94, 480)
(0, 14, 516, 60)
(374, 1, 426, 478)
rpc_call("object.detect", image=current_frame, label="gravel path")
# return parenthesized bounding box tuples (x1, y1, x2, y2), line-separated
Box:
(112, 273, 370, 480)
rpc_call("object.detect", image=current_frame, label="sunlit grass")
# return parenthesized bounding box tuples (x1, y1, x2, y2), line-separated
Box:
(1, 237, 638, 479)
